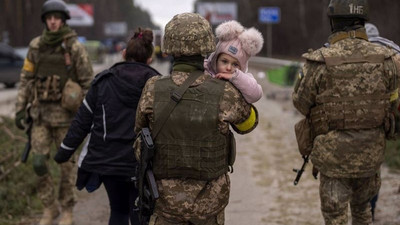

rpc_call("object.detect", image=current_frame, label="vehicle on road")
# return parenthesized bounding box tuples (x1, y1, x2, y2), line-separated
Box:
(0, 43, 24, 88)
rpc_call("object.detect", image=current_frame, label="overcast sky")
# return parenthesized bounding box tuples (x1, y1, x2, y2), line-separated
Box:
(134, 0, 196, 30)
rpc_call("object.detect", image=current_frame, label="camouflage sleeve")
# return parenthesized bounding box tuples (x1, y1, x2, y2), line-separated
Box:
(16, 38, 39, 112)
(71, 40, 93, 93)
(292, 61, 323, 116)
(391, 54, 400, 111)
(134, 76, 159, 134)
(219, 82, 252, 134)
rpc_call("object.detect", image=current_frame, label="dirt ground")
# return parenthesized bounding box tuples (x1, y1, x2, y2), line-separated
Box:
(13, 60, 400, 225)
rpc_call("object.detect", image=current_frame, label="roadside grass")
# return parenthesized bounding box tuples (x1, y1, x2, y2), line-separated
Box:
(0, 117, 60, 225)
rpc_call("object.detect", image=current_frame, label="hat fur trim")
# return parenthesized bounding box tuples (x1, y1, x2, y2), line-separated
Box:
(216, 21, 244, 41)
(216, 20, 264, 56)
(239, 28, 264, 56)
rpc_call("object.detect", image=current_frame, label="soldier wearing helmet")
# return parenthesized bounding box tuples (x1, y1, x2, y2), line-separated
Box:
(293, 0, 400, 224)
(134, 13, 258, 225)
(41, 0, 71, 23)
(364, 22, 400, 221)
(14, 0, 93, 225)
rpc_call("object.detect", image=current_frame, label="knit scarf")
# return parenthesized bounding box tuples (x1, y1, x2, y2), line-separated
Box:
(172, 55, 205, 72)
(41, 25, 74, 47)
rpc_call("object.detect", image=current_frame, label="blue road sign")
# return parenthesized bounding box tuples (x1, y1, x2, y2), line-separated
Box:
(259, 7, 280, 24)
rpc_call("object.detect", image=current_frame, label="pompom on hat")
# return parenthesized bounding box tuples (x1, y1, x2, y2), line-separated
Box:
(208, 20, 264, 73)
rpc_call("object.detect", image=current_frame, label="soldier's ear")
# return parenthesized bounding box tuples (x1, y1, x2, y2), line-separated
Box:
(122, 49, 126, 60)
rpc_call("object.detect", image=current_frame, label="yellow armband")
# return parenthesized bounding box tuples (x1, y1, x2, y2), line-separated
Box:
(23, 58, 34, 73)
(233, 106, 258, 134)
(390, 88, 398, 102)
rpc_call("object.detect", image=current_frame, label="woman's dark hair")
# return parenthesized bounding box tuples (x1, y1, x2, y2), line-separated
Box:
(125, 27, 154, 63)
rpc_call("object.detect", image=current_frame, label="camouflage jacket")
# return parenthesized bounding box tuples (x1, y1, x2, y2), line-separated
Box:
(16, 30, 93, 127)
(134, 70, 252, 220)
(293, 28, 400, 178)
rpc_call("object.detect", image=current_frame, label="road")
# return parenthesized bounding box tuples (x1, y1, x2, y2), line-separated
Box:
(4, 56, 399, 225)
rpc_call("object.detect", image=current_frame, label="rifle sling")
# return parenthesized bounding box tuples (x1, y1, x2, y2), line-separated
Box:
(151, 70, 204, 139)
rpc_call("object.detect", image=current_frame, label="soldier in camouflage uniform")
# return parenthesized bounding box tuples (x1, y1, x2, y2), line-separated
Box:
(364, 22, 400, 221)
(14, 0, 93, 225)
(292, 0, 400, 224)
(134, 13, 258, 225)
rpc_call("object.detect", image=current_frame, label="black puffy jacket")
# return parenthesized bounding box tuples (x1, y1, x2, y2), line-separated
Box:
(59, 62, 160, 176)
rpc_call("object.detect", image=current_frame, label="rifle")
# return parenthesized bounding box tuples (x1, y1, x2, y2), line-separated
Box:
(293, 155, 309, 185)
(137, 127, 159, 225)
(21, 106, 33, 163)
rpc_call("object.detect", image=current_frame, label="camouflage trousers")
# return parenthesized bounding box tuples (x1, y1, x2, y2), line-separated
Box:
(149, 211, 224, 225)
(31, 123, 77, 210)
(319, 173, 381, 225)
(149, 174, 230, 225)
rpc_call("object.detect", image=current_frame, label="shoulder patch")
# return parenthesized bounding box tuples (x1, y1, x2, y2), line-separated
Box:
(298, 70, 304, 80)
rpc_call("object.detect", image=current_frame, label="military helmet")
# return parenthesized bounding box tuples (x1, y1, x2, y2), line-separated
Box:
(162, 13, 216, 57)
(41, 0, 71, 22)
(327, 0, 369, 21)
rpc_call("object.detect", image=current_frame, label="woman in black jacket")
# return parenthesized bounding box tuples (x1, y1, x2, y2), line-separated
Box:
(54, 28, 160, 225)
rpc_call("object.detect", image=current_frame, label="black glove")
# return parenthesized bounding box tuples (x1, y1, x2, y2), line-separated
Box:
(15, 110, 26, 130)
(54, 149, 74, 164)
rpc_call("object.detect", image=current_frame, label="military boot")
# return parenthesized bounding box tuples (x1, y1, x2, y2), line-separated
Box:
(39, 205, 60, 225)
(58, 208, 73, 225)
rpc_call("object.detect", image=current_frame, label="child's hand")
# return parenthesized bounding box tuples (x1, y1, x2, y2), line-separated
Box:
(215, 73, 233, 81)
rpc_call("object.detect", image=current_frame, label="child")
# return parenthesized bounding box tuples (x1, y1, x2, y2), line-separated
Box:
(204, 20, 264, 103)
(54, 28, 160, 225)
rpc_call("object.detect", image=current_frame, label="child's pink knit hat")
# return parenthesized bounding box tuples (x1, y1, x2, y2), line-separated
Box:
(208, 20, 264, 73)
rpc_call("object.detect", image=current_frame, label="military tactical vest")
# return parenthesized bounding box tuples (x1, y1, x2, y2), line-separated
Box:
(34, 41, 71, 102)
(308, 38, 397, 136)
(152, 76, 229, 181)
